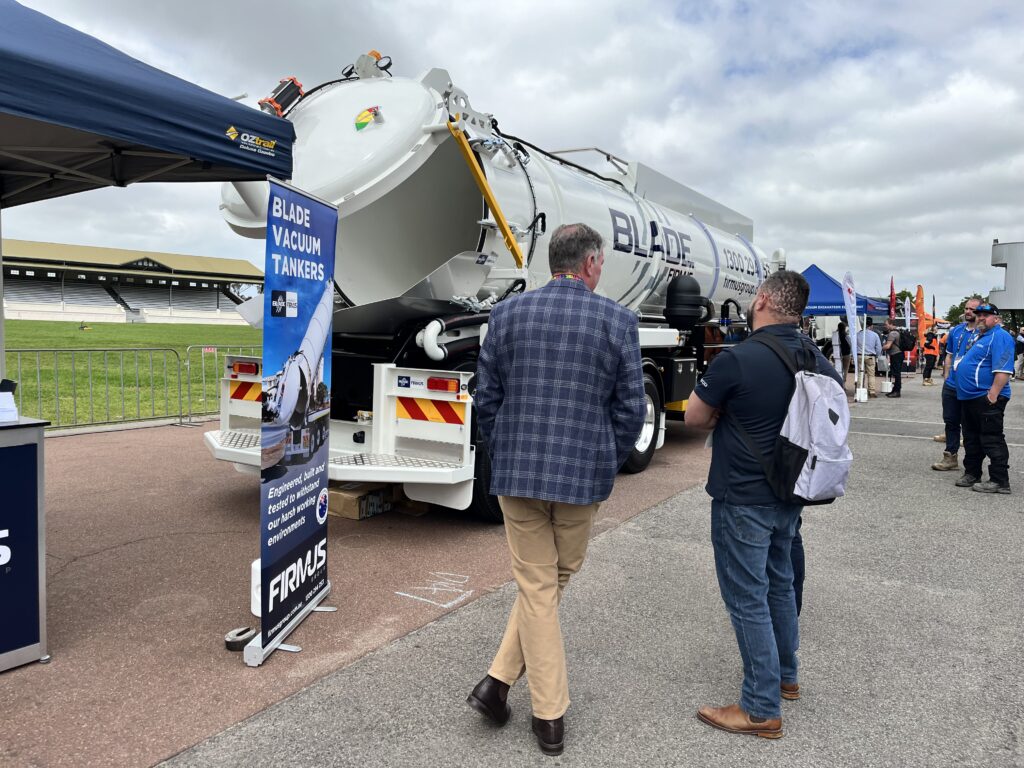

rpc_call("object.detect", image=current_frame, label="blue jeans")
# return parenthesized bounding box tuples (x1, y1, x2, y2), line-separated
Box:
(711, 500, 802, 719)
(791, 516, 804, 616)
(942, 385, 962, 455)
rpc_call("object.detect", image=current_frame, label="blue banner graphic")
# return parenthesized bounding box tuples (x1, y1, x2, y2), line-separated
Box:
(0, 443, 40, 656)
(260, 181, 337, 647)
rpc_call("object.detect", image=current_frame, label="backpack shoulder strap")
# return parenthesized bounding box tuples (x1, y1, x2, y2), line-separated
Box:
(726, 410, 776, 479)
(726, 331, 804, 479)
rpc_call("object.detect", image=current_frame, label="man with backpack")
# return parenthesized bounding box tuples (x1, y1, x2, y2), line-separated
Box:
(882, 319, 904, 397)
(685, 270, 845, 739)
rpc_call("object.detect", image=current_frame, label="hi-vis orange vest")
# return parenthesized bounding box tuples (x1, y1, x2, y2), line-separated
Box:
(925, 336, 940, 356)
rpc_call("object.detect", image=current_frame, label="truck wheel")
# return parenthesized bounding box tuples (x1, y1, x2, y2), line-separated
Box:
(621, 372, 661, 474)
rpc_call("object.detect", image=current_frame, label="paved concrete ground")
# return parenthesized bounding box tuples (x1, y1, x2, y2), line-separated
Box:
(0, 414, 709, 767)
(164, 380, 1024, 767)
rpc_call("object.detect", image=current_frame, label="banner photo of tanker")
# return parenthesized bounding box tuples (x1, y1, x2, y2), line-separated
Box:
(257, 180, 337, 656)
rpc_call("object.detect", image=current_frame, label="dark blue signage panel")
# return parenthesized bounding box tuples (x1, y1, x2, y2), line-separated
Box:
(259, 181, 338, 647)
(0, 443, 40, 655)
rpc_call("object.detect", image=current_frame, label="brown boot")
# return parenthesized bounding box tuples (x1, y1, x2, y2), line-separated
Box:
(696, 703, 783, 739)
(931, 451, 958, 471)
(781, 682, 800, 700)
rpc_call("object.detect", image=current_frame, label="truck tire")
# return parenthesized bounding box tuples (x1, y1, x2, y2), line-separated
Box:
(621, 372, 661, 474)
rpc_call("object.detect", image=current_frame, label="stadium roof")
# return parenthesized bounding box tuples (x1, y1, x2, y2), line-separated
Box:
(1, 238, 263, 281)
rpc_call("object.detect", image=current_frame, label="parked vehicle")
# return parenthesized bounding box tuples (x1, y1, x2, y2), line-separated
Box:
(205, 52, 782, 521)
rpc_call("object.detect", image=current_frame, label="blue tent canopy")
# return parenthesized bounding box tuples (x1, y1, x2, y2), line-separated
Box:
(0, 0, 295, 208)
(801, 264, 888, 316)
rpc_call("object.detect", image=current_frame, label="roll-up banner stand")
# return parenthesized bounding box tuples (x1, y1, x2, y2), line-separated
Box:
(244, 178, 338, 667)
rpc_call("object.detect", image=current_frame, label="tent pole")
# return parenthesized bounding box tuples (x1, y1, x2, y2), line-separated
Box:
(860, 313, 867, 390)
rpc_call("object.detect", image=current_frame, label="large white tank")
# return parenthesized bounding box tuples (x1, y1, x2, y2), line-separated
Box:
(221, 59, 771, 315)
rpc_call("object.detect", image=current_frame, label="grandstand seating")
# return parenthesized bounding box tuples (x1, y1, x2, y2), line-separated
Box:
(2, 278, 116, 306)
(170, 290, 221, 311)
(4, 272, 249, 325)
(3, 278, 63, 304)
(61, 280, 117, 306)
(116, 284, 172, 310)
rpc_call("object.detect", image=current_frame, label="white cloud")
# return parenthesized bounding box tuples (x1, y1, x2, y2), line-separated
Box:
(6, 0, 1024, 315)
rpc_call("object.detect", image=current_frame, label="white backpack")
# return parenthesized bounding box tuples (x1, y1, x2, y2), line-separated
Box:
(730, 333, 853, 505)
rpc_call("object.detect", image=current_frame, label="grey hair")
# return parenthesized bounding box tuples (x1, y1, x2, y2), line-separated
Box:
(758, 269, 810, 320)
(548, 223, 603, 274)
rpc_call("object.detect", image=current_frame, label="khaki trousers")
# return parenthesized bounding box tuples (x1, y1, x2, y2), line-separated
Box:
(863, 356, 877, 395)
(488, 496, 598, 720)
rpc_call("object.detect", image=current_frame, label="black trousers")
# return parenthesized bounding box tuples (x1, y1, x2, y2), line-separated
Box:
(923, 354, 937, 380)
(889, 353, 902, 392)
(942, 385, 962, 454)
(961, 395, 1009, 485)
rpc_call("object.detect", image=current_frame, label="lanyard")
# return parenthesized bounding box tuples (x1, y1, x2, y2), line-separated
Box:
(550, 273, 581, 282)
(956, 325, 977, 357)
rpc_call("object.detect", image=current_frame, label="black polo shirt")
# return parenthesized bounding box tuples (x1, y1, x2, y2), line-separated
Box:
(694, 323, 843, 505)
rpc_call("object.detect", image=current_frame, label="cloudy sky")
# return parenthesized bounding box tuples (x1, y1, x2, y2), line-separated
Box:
(7, 0, 1024, 314)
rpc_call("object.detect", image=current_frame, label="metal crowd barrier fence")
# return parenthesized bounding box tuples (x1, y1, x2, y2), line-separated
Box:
(5, 348, 183, 430)
(183, 344, 261, 422)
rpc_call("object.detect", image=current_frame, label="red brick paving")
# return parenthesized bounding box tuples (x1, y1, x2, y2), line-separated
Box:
(0, 421, 710, 767)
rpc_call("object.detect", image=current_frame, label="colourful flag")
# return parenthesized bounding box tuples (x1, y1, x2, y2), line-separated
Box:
(889, 277, 896, 320)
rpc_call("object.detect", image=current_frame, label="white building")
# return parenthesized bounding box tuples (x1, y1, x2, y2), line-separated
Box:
(989, 240, 1024, 311)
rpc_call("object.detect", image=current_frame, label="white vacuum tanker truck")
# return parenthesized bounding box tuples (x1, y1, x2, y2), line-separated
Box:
(205, 51, 783, 521)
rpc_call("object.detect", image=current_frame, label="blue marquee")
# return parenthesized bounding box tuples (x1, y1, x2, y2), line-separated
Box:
(801, 264, 888, 316)
(0, 0, 294, 207)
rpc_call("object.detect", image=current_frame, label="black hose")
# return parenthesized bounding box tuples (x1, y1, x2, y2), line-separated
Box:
(498, 279, 526, 303)
(437, 337, 481, 360)
(438, 313, 490, 331)
(493, 131, 628, 191)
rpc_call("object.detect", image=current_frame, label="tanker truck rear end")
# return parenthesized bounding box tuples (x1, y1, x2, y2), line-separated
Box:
(204, 52, 782, 521)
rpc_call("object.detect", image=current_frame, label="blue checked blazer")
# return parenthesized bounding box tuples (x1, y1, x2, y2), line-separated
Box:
(475, 278, 646, 505)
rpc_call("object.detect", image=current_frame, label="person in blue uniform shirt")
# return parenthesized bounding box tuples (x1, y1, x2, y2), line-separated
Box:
(931, 298, 980, 471)
(954, 303, 1014, 494)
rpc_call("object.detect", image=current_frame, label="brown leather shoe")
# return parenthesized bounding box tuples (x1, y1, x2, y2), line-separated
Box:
(531, 716, 564, 756)
(466, 675, 511, 725)
(697, 703, 783, 739)
(781, 682, 800, 700)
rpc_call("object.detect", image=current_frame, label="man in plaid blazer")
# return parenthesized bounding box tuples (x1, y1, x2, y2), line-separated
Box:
(466, 223, 645, 756)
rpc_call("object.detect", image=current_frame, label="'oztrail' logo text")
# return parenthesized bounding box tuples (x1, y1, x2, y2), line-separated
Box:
(225, 125, 278, 157)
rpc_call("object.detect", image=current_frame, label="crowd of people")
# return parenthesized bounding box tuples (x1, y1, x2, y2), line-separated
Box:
(819, 302, 1017, 493)
(822, 312, 1024, 397)
(464, 228, 1013, 754)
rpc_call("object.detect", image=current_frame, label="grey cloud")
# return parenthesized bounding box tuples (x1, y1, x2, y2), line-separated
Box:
(9, 0, 1024, 313)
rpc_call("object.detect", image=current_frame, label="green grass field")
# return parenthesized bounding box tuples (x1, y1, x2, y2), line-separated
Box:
(4, 320, 261, 427)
